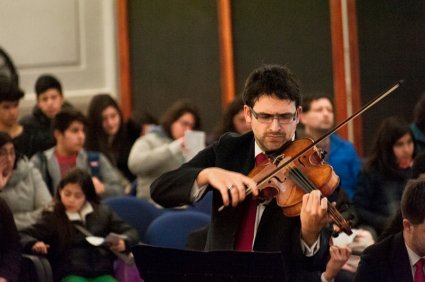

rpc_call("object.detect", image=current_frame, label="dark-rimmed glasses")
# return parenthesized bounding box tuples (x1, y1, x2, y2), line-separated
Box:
(249, 107, 297, 124)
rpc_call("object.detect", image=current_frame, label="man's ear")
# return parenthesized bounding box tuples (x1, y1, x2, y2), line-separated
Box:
(403, 218, 413, 232)
(243, 105, 252, 123)
(298, 106, 306, 124)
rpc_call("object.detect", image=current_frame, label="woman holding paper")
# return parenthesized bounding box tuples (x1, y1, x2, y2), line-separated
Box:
(128, 100, 201, 201)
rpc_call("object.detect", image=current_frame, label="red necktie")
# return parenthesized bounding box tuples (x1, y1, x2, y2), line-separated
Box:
(415, 258, 425, 282)
(235, 153, 267, 251)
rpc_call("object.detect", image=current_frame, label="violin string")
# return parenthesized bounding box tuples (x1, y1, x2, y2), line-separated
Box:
(242, 161, 348, 230)
(289, 166, 346, 228)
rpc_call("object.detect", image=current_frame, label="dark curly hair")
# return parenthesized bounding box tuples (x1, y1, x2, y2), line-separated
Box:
(242, 64, 302, 109)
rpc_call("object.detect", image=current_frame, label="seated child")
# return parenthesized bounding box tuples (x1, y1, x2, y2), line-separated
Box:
(20, 168, 139, 282)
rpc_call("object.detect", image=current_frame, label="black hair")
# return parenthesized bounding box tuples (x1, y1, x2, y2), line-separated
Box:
(34, 74, 63, 97)
(0, 74, 24, 103)
(52, 109, 87, 133)
(85, 94, 125, 165)
(365, 116, 415, 177)
(55, 168, 100, 205)
(53, 168, 100, 254)
(0, 132, 19, 168)
(242, 64, 302, 109)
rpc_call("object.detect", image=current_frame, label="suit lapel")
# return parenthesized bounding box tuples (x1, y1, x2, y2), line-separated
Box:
(239, 137, 256, 176)
(210, 133, 255, 249)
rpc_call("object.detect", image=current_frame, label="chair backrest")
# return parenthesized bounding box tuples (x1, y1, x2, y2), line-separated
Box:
(144, 210, 210, 249)
(103, 196, 164, 242)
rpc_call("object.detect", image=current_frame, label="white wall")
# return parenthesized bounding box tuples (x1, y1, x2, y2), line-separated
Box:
(0, 0, 118, 115)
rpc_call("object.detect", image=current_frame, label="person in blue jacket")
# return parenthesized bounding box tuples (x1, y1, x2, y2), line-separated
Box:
(299, 94, 361, 200)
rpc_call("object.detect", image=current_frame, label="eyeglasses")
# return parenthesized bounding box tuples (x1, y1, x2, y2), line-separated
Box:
(177, 119, 195, 128)
(250, 107, 297, 124)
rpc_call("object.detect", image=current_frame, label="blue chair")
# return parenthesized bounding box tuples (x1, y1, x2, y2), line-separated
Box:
(103, 196, 164, 242)
(190, 191, 213, 215)
(144, 211, 210, 249)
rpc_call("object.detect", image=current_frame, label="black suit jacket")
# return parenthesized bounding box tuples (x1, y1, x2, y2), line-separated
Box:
(151, 132, 330, 281)
(355, 232, 412, 282)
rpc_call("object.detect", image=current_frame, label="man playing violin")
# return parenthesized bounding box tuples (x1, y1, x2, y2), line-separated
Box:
(151, 64, 331, 281)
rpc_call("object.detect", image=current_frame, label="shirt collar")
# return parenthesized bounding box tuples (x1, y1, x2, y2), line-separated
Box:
(66, 202, 94, 223)
(405, 241, 424, 267)
(254, 142, 263, 158)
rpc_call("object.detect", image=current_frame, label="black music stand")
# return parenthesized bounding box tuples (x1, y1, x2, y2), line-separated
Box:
(132, 244, 286, 282)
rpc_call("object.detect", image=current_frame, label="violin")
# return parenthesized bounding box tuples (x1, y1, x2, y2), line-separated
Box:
(248, 138, 352, 235)
(219, 80, 403, 236)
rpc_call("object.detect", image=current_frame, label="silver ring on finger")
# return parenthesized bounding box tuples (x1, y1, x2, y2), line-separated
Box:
(227, 184, 234, 192)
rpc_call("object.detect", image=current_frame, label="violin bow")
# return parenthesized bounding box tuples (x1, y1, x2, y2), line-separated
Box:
(252, 79, 404, 189)
(217, 79, 404, 211)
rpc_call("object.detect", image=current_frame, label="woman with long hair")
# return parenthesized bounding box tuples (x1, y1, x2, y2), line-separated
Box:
(85, 94, 140, 186)
(353, 116, 415, 236)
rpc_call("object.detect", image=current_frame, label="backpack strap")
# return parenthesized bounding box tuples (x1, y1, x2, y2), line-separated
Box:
(37, 151, 53, 195)
(86, 151, 101, 180)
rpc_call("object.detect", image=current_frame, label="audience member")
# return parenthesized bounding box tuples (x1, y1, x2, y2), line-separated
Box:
(0, 75, 37, 157)
(128, 100, 201, 200)
(20, 74, 73, 154)
(355, 178, 425, 282)
(85, 94, 140, 187)
(20, 168, 138, 282)
(411, 92, 425, 154)
(31, 109, 123, 198)
(299, 94, 361, 200)
(378, 151, 425, 242)
(132, 111, 158, 136)
(0, 132, 52, 230)
(0, 197, 21, 282)
(151, 65, 330, 280)
(353, 116, 415, 236)
(207, 96, 251, 145)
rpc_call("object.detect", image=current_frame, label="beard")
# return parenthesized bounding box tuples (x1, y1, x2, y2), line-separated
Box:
(257, 132, 291, 152)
